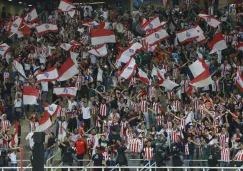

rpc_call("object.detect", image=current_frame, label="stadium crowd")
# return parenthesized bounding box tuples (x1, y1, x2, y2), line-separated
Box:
(1, 0, 243, 170)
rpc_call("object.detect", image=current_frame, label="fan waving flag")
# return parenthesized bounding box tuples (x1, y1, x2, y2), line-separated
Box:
(186, 58, 213, 87)
(194, 25, 206, 43)
(58, 0, 75, 12)
(141, 15, 161, 32)
(8, 17, 24, 33)
(53, 87, 77, 97)
(208, 33, 227, 54)
(44, 104, 60, 116)
(118, 58, 137, 80)
(236, 71, 243, 92)
(35, 111, 52, 132)
(116, 42, 143, 63)
(176, 27, 199, 44)
(0, 43, 11, 57)
(23, 86, 39, 105)
(88, 44, 108, 57)
(9, 121, 19, 148)
(91, 29, 116, 45)
(24, 8, 38, 23)
(13, 59, 26, 78)
(198, 14, 221, 28)
(58, 58, 79, 81)
(145, 26, 169, 46)
(137, 68, 150, 85)
(36, 24, 58, 35)
(36, 67, 58, 82)
(59, 43, 73, 51)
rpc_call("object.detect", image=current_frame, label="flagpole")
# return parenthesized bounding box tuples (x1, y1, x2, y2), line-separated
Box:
(130, 0, 133, 12)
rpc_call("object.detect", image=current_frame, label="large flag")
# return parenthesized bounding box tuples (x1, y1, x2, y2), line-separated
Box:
(194, 25, 206, 43)
(36, 66, 58, 82)
(36, 24, 58, 35)
(176, 27, 199, 44)
(116, 42, 143, 63)
(91, 29, 116, 45)
(59, 43, 73, 51)
(58, 0, 76, 12)
(44, 104, 60, 116)
(9, 121, 19, 148)
(53, 87, 77, 97)
(13, 59, 26, 78)
(208, 33, 227, 54)
(88, 44, 108, 57)
(187, 58, 213, 87)
(118, 58, 137, 80)
(0, 43, 11, 57)
(24, 8, 38, 23)
(58, 58, 79, 81)
(141, 15, 161, 32)
(145, 26, 169, 46)
(8, 17, 24, 33)
(198, 14, 221, 28)
(236, 71, 243, 92)
(23, 86, 39, 105)
(35, 111, 52, 132)
(137, 68, 150, 85)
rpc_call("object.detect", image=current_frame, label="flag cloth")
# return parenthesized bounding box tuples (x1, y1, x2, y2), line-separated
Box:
(9, 121, 19, 148)
(198, 14, 221, 28)
(145, 26, 169, 46)
(236, 42, 243, 51)
(53, 87, 77, 97)
(58, 0, 76, 12)
(44, 104, 60, 116)
(141, 15, 161, 32)
(59, 43, 73, 51)
(21, 25, 31, 35)
(116, 42, 143, 63)
(8, 17, 23, 33)
(0, 43, 11, 57)
(13, 59, 26, 78)
(68, 10, 76, 18)
(118, 58, 137, 80)
(137, 68, 150, 85)
(236, 71, 243, 92)
(186, 58, 213, 87)
(58, 58, 79, 81)
(91, 29, 116, 45)
(36, 66, 58, 82)
(24, 8, 38, 23)
(176, 27, 199, 44)
(194, 25, 206, 43)
(36, 24, 58, 35)
(35, 111, 52, 132)
(70, 40, 82, 47)
(23, 86, 39, 105)
(88, 44, 108, 57)
(208, 33, 227, 54)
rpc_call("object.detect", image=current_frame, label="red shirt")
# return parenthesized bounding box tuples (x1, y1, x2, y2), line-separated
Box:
(75, 139, 87, 155)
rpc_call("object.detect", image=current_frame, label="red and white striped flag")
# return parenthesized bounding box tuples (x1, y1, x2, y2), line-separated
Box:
(176, 27, 199, 44)
(0, 43, 11, 57)
(145, 26, 169, 46)
(118, 58, 137, 80)
(23, 86, 39, 105)
(198, 14, 221, 28)
(9, 121, 19, 148)
(208, 33, 227, 54)
(141, 15, 161, 32)
(58, 0, 75, 12)
(53, 87, 77, 97)
(116, 42, 142, 63)
(137, 68, 150, 85)
(58, 58, 79, 81)
(194, 25, 206, 43)
(88, 44, 108, 57)
(35, 111, 52, 132)
(91, 29, 116, 45)
(59, 43, 73, 51)
(236, 70, 243, 92)
(8, 17, 24, 33)
(36, 24, 58, 35)
(24, 8, 38, 23)
(36, 66, 58, 82)
(44, 104, 60, 116)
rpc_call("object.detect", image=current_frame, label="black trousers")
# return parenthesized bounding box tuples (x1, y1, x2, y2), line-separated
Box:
(83, 118, 90, 131)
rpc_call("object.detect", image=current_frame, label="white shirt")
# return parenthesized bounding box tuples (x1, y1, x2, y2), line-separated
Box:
(26, 132, 34, 149)
(14, 99, 22, 108)
(9, 152, 17, 163)
(68, 100, 77, 110)
(82, 107, 91, 119)
(41, 82, 48, 92)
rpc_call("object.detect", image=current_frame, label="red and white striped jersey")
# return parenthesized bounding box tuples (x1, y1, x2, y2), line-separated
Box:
(219, 134, 228, 148)
(221, 148, 230, 162)
(0, 120, 10, 133)
(171, 130, 178, 142)
(192, 98, 200, 111)
(58, 108, 67, 117)
(75, 75, 82, 90)
(102, 151, 110, 161)
(153, 102, 160, 114)
(128, 138, 142, 153)
(199, 105, 205, 118)
(59, 121, 67, 135)
(143, 147, 154, 160)
(185, 143, 189, 155)
(131, 102, 139, 113)
(30, 121, 39, 130)
(140, 100, 148, 113)
(167, 91, 175, 100)
(129, 77, 137, 87)
(91, 106, 97, 115)
(157, 115, 164, 126)
(162, 64, 168, 72)
(95, 115, 101, 127)
(99, 104, 107, 116)
(172, 100, 181, 112)
(180, 117, 186, 129)
(123, 30, 134, 41)
(235, 150, 243, 161)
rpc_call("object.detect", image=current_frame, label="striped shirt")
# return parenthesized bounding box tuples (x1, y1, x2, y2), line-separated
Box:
(153, 102, 160, 114)
(221, 148, 230, 162)
(128, 138, 142, 153)
(140, 100, 148, 113)
(0, 120, 10, 133)
(99, 104, 107, 116)
(143, 147, 154, 161)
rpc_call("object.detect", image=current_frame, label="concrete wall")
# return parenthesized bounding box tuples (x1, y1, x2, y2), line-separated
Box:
(0, 0, 23, 16)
